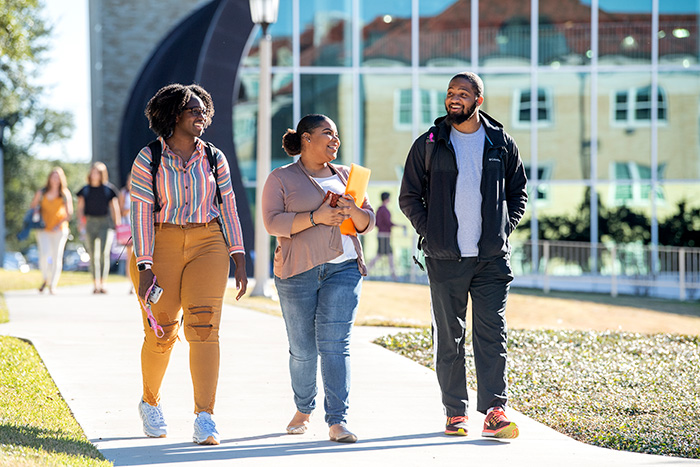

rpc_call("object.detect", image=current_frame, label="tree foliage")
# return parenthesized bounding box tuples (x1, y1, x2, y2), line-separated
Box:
(1, 0, 75, 249)
(520, 189, 700, 247)
(658, 200, 700, 248)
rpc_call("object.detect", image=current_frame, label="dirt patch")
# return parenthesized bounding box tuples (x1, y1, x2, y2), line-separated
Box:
(227, 281, 700, 335)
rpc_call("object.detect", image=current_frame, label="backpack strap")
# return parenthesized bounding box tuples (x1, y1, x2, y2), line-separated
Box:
(204, 142, 223, 206)
(147, 140, 223, 213)
(424, 126, 438, 176)
(147, 140, 163, 212)
(412, 126, 439, 266)
(421, 126, 439, 198)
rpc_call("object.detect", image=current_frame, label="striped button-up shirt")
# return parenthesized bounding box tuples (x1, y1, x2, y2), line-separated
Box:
(130, 137, 245, 265)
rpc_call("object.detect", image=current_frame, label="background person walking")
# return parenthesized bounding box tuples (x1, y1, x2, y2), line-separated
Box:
(77, 162, 121, 294)
(400, 72, 527, 439)
(262, 114, 375, 443)
(367, 191, 403, 280)
(130, 83, 247, 446)
(29, 167, 73, 294)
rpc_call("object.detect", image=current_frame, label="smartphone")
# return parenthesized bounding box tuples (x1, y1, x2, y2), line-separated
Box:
(148, 284, 164, 304)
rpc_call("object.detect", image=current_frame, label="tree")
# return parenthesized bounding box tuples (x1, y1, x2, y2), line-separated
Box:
(520, 188, 698, 248)
(658, 200, 700, 248)
(0, 0, 74, 249)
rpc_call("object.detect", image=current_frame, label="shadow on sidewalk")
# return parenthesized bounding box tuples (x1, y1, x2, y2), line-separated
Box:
(98, 431, 508, 464)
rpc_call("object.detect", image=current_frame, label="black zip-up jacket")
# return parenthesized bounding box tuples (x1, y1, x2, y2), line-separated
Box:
(399, 111, 528, 261)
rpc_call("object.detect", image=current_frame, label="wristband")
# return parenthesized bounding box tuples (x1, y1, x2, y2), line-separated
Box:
(309, 211, 317, 227)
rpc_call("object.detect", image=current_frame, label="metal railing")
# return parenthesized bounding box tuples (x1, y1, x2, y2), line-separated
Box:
(380, 240, 700, 301)
(510, 241, 700, 301)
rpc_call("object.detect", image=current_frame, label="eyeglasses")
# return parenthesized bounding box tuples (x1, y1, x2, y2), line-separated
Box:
(183, 107, 207, 118)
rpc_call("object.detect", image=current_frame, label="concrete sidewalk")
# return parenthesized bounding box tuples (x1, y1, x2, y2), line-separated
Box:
(2, 281, 697, 466)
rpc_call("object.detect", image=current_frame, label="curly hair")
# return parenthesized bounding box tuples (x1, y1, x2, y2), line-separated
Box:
(281, 114, 330, 156)
(145, 83, 215, 138)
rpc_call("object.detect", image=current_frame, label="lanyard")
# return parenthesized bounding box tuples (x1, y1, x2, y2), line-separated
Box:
(137, 275, 164, 338)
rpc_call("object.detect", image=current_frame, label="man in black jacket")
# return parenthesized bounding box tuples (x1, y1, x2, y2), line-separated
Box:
(399, 72, 527, 439)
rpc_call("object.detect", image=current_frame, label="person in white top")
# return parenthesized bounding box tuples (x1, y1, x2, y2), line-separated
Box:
(262, 114, 375, 443)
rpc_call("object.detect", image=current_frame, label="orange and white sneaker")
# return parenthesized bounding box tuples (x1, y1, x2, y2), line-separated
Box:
(482, 407, 519, 439)
(445, 415, 468, 436)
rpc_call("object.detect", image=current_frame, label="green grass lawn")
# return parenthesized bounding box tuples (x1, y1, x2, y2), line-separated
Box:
(375, 329, 700, 459)
(0, 336, 111, 466)
(0, 269, 113, 465)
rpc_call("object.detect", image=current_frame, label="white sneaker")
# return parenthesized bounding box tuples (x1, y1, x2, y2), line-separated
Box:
(138, 400, 167, 438)
(193, 412, 220, 445)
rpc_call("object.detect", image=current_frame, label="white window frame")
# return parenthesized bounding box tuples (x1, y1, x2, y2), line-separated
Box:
(394, 88, 445, 131)
(523, 163, 553, 204)
(609, 161, 666, 207)
(610, 86, 668, 128)
(394, 89, 413, 131)
(512, 87, 554, 129)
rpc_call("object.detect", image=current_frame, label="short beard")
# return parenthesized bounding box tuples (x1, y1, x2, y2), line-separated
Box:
(445, 100, 479, 125)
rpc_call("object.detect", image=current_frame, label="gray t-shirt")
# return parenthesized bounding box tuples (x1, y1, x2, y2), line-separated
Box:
(450, 124, 485, 257)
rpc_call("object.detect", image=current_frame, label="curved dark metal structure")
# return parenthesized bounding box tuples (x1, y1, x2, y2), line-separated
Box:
(118, 0, 255, 274)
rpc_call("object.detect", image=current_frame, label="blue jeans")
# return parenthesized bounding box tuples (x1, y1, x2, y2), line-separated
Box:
(275, 259, 362, 426)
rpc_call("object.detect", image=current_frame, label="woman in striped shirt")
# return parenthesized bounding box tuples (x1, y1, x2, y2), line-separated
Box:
(130, 83, 247, 445)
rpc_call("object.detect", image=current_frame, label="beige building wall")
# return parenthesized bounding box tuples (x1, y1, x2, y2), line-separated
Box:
(89, 0, 210, 181)
(363, 74, 416, 182)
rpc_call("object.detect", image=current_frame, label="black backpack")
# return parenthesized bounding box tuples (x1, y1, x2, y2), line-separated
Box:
(146, 140, 223, 212)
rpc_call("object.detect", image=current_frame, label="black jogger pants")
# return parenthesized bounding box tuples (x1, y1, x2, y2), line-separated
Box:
(425, 256, 514, 416)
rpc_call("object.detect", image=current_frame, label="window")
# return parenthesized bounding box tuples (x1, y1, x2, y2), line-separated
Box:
(395, 89, 412, 128)
(612, 86, 667, 126)
(395, 89, 446, 130)
(513, 88, 553, 128)
(524, 164, 552, 202)
(611, 162, 666, 206)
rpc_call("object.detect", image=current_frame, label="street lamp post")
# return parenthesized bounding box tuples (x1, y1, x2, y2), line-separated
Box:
(249, 0, 279, 296)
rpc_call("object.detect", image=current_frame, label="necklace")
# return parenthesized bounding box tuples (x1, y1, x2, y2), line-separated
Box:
(304, 162, 330, 178)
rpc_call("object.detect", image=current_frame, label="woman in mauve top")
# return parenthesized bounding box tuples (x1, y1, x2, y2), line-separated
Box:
(262, 114, 375, 443)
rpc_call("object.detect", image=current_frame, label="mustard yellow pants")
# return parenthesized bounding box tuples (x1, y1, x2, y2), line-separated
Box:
(130, 222, 230, 414)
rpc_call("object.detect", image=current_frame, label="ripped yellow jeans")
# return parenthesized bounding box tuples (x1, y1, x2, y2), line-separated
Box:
(130, 222, 230, 414)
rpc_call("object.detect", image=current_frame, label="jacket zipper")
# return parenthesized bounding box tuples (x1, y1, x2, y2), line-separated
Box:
(447, 141, 462, 261)
(476, 141, 490, 262)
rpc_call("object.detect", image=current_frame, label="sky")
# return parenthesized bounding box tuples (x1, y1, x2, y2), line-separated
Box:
(36, 0, 91, 163)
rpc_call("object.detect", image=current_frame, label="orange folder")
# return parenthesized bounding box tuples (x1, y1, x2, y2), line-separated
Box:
(340, 164, 371, 236)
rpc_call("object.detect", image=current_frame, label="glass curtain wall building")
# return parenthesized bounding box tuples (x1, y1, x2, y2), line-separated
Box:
(234, 0, 700, 276)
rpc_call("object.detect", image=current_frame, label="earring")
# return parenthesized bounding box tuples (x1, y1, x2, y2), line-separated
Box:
(305, 138, 311, 142)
